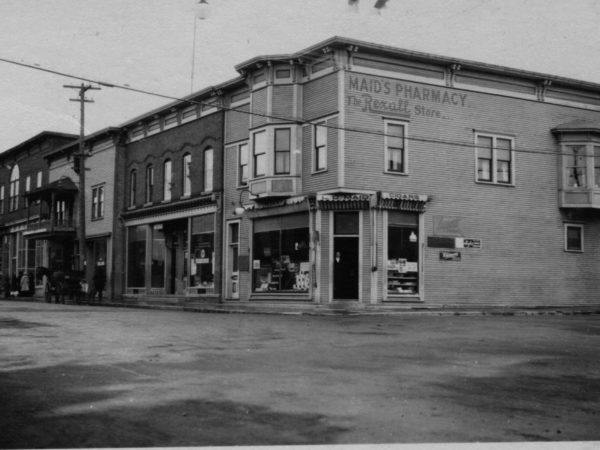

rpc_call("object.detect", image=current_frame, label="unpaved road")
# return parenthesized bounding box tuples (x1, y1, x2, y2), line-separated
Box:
(0, 301, 598, 447)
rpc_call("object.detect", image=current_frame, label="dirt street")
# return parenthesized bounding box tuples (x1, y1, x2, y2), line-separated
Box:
(0, 301, 598, 447)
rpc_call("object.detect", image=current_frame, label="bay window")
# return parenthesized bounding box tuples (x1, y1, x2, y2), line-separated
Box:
(253, 131, 267, 177)
(274, 128, 290, 174)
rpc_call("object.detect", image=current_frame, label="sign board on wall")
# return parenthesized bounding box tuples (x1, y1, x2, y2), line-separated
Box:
(463, 238, 482, 248)
(440, 251, 461, 261)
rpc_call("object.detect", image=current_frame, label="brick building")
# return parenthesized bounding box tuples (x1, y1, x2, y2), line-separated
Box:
(0, 132, 78, 296)
(116, 86, 227, 303)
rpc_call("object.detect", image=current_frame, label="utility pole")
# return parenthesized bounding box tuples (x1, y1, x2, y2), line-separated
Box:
(64, 83, 100, 272)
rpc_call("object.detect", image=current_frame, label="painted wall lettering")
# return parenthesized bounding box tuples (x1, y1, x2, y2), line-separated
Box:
(348, 75, 469, 120)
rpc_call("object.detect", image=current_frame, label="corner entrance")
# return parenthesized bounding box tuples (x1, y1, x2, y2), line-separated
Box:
(333, 212, 359, 300)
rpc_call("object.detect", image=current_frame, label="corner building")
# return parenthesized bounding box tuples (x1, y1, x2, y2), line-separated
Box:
(221, 37, 600, 310)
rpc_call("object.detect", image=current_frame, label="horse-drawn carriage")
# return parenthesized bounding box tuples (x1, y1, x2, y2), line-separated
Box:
(38, 268, 86, 304)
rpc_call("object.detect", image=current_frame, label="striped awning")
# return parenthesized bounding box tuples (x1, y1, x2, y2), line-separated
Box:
(316, 193, 374, 210)
(377, 192, 429, 212)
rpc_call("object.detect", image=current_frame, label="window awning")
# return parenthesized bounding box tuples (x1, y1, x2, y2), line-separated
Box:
(377, 192, 429, 212)
(316, 193, 374, 210)
(315, 192, 429, 212)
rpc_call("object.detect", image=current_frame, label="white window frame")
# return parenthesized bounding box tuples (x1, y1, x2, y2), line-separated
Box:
(92, 184, 105, 220)
(475, 132, 515, 185)
(252, 130, 267, 178)
(163, 159, 172, 201)
(314, 121, 327, 172)
(564, 223, 584, 252)
(9, 164, 19, 211)
(145, 164, 154, 204)
(182, 153, 192, 197)
(203, 148, 213, 193)
(384, 119, 408, 175)
(128, 169, 137, 208)
(0, 184, 4, 214)
(238, 142, 249, 187)
(274, 128, 291, 175)
(36, 171, 42, 188)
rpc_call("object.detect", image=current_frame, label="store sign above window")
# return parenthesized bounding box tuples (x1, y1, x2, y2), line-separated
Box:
(317, 193, 374, 210)
(378, 192, 429, 212)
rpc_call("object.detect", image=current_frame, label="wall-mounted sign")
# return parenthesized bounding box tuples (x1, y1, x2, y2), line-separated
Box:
(440, 251, 461, 261)
(463, 238, 482, 249)
(428, 236, 460, 249)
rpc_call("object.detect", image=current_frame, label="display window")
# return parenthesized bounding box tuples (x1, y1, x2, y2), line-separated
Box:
(191, 215, 214, 292)
(387, 211, 419, 295)
(127, 225, 146, 288)
(252, 213, 310, 293)
(151, 225, 165, 288)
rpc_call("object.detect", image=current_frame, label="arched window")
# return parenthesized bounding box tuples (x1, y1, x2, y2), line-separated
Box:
(203, 147, 213, 192)
(163, 159, 172, 201)
(182, 153, 191, 197)
(145, 164, 154, 204)
(129, 169, 137, 207)
(9, 164, 20, 211)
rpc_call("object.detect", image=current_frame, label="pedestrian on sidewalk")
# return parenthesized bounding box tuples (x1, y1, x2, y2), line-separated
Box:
(89, 263, 106, 301)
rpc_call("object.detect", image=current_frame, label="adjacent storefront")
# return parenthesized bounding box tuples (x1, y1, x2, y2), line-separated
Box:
(123, 197, 219, 297)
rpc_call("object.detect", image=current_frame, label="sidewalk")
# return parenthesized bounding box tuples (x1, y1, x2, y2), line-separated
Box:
(5, 293, 600, 317)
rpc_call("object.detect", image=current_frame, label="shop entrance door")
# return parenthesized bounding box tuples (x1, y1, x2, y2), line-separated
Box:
(226, 222, 240, 299)
(333, 237, 359, 300)
(164, 220, 188, 295)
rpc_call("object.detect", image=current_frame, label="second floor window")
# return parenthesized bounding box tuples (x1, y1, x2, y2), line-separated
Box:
(565, 145, 587, 188)
(163, 159, 172, 201)
(0, 185, 4, 214)
(182, 154, 191, 197)
(204, 148, 213, 192)
(129, 170, 137, 207)
(274, 128, 291, 174)
(315, 123, 327, 172)
(92, 185, 105, 219)
(145, 164, 154, 203)
(9, 164, 19, 211)
(385, 121, 406, 174)
(55, 200, 66, 225)
(239, 143, 248, 186)
(476, 134, 513, 184)
(253, 131, 266, 177)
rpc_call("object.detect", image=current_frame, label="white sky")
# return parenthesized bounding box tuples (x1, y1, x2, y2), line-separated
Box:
(1, 0, 599, 151)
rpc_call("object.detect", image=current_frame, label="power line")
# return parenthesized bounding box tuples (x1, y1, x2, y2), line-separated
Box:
(0, 55, 587, 159)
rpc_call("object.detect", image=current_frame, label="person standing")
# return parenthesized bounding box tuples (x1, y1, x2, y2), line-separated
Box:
(90, 259, 106, 301)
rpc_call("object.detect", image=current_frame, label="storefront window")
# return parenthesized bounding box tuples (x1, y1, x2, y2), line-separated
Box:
(387, 211, 419, 295)
(191, 215, 214, 292)
(127, 225, 146, 287)
(253, 213, 310, 293)
(151, 225, 165, 288)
